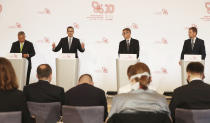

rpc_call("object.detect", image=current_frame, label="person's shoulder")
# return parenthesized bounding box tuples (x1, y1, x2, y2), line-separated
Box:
(12, 41, 19, 44)
(61, 37, 68, 40)
(119, 40, 125, 44)
(131, 38, 139, 42)
(197, 38, 204, 42)
(173, 84, 189, 94)
(49, 84, 64, 92)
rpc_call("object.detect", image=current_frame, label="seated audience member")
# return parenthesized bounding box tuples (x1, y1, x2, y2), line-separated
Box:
(64, 74, 108, 120)
(23, 64, 64, 104)
(109, 62, 170, 119)
(169, 62, 210, 122)
(0, 57, 34, 123)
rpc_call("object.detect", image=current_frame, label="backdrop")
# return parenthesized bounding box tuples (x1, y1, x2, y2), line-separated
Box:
(0, 0, 210, 93)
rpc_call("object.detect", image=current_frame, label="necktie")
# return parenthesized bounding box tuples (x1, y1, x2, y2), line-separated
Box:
(69, 37, 72, 50)
(191, 39, 194, 50)
(20, 43, 24, 53)
(127, 40, 130, 52)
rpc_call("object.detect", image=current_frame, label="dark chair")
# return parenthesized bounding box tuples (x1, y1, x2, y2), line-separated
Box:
(175, 108, 210, 123)
(107, 111, 171, 123)
(0, 111, 21, 123)
(27, 102, 61, 123)
(62, 105, 104, 123)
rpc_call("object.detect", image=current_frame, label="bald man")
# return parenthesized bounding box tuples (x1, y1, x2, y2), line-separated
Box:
(64, 74, 108, 121)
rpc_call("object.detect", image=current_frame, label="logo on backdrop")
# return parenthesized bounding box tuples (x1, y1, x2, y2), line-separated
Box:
(154, 9, 168, 16)
(95, 66, 108, 73)
(36, 37, 50, 44)
(8, 23, 22, 28)
(38, 8, 51, 15)
(0, 4, 2, 14)
(154, 68, 168, 74)
(96, 37, 109, 44)
(87, 1, 115, 20)
(73, 23, 80, 29)
(155, 38, 168, 44)
(200, 2, 210, 21)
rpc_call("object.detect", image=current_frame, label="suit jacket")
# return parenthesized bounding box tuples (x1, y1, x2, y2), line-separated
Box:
(181, 38, 206, 60)
(118, 38, 140, 58)
(107, 112, 171, 123)
(64, 83, 108, 120)
(10, 40, 36, 69)
(23, 80, 65, 104)
(169, 80, 210, 122)
(53, 37, 85, 58)
(0, 89, 34, 123)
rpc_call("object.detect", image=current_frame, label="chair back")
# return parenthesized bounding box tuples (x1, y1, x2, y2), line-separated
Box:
(0, 111, 21, 123)
(175, 108, 210, 123)
(62, 105, 104, 123)
(27, 101, 61, 123)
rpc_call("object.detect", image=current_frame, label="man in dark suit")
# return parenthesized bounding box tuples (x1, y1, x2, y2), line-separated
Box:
(169, 62, 210, 123)
(118, 28, 140, 58)
(23, 64, 65, 104)
(180, 27, 206, 63)
(64, 74, 108, 121)
(52, 26, 85, 58)
(10, 31, 36, 85)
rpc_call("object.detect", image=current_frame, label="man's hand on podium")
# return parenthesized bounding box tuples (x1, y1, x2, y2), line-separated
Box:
(52, 42, 56, 49)
(81, 42, 85, 49)
(23, 54, 29, 58)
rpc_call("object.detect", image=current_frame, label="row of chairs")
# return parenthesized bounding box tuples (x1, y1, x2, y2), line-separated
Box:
(1, 102, 210, 123)
(0, 102, 104, 123)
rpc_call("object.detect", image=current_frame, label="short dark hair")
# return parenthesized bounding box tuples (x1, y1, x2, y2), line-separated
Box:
(37, 64, 52, 79)
(187, 62, 204, 74)
(79, 74, 93, 82)
(18, 31, 25, 36)
(67, 26, 74, 31)
(123, 28, 131, 33)
(189, 27, 197, 34)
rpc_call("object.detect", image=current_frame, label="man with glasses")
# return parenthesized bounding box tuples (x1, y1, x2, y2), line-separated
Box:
(118, 28, 140, 58)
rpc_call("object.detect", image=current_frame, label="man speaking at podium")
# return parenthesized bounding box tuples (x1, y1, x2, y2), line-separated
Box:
(10, 31, 36, 85)
(52, 26, 85, 58)
(118, 28, 140, 58)
(180, 27, 206, 64)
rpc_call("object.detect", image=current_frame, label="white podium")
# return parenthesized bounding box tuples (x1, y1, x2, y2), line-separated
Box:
(116, 54, 138, 92)
(56, 54, 79, 91)
(7, 53, 28, 90)
(181, 55, 205, 85)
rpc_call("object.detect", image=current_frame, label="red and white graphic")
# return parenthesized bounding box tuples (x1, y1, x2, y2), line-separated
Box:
(73, 23, 80, 29)
(95, 66, 108, 73)
(38, 8, 51, 15)
(8, 23, 22, 29)
(206, 2, 210, 14)
(36, 37, 50, 44)
(200, 2, 210, 21)
(0, 4, 2, 14)
(96, 37, 109, 44)
(155, 38, 168, 44)
(87, 1, 115, 20)
(154, 9, 168, 16)
(154, 68, 168, 74)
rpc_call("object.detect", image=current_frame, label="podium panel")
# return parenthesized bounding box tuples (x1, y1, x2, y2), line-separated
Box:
(8, 58, 28, 90)
(116, 59, 138, 92)
(56, 58, 78, 91)
(181, 60, 205, 85)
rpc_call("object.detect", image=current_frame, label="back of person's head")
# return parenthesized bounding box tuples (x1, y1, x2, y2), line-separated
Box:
(0, 57, 18, 90)
(78, 74, 93, 85)
(37, 64, 52, 82)
(127, 62, 151, 90)
(186, 62, 204, 80)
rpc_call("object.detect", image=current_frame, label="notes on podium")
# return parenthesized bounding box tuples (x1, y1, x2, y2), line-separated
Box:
(116, 54, 139, 93)
(6, 53, 28, 90)
(56, 53, 78, 91)
(181, 54, 205, 85)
